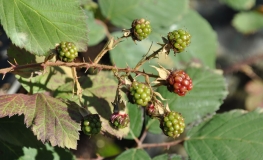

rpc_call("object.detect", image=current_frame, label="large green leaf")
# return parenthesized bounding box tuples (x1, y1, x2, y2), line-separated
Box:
(0, 115, 42, 147)
(0, 0, 88, 56)
(232, 11, 263, 34)
(185, 109, 263, 160)
(157, 65, 228, 125)
(99, 0, 188, 29)
(0, 93, 83, 149)
(110, 10, 217, 71)
(54, 72, 130, 138)
(220, 0, 255, 10)
(115, 148, 151, 160)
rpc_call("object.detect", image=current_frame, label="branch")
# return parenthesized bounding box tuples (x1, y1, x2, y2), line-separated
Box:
(0, 61, 159, 78)
(140, 138, 184, 149)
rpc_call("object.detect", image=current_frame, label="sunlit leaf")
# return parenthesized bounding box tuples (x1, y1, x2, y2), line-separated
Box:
(220, 0, 255, 10)
(185, 109, 263, 159)
(0, 0, 88, 56)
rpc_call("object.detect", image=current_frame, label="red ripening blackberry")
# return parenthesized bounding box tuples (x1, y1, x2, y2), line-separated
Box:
(167, 29, 191, 53)
(82, 114, 102, 135)
(131, 18, 152, 41)
(110, 112, 130, 129)
(160, 111, 185, 138)
(56, 42, 78, 62)
(130, 81, 152, 106)
(167, 70, 193, 96)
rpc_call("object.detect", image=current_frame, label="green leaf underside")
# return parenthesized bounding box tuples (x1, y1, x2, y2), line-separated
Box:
(0, 93, 83, 149)
(152, 154, 184, 160)
(232, 11, 263, 34)
(110, 10, 217, 72)
(54, 72, 130, 138)
(115, 148, 151, 160)
(157, 65, 228, 125)
(125, 104, 143, 139)
(0, 115, 43, 148)
(99, 0, 188, 29)
(0, 0, 88, 56)
(185, 109, 263, 160)
(220, 0, 255, 10)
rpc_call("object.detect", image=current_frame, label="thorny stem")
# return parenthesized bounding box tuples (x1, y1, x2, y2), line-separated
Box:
(0, 61, 159, 78)
(134, 47, 163, 70)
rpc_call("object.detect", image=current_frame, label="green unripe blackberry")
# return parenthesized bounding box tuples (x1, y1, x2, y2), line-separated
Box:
(167, 29, 191, 53)
(82, 114, 101, 135)
(110, 112, 130, 129)
(130, 81, 152, 106)
(160, 111, 185, 138)
(132, 18, 152, 41)
(56, 42, 78, 62)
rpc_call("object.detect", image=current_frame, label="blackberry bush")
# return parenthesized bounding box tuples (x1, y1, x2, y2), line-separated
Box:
(129, 81, 152, 106)
(56, 42, 78, 62)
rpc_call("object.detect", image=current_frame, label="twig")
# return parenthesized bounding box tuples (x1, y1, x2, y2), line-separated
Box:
(134, 47, 163, 70)
(0, 61, 159, 78)
(140, 138, 184, 149)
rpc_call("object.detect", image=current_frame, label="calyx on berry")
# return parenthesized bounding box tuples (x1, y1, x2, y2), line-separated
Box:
(82, 114, 102, 135)
(167, 70, 193, 96)
(160, 111, 185, 138)
(110, 112, 130, 129)
(56, 42, 78, 62)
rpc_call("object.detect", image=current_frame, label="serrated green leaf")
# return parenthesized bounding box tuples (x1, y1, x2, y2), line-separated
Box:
(0, 0, 88, 56)
(85, 10, 106, 46)
(115, 148, 151, 160)
(125, 104, 143, 139)
(0, 115, 43, 147)
(220, 0, 255, 10)
(185, 109, 263, 160)
(152, 153, 184, 160)
(0, 93, 83, 149)
(54, 72, 130, 138)
(157, 65, 228, 125)
(232, 11, 263, 34)
(16, 66, 73, 93)
(99, 0, 188, 29)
